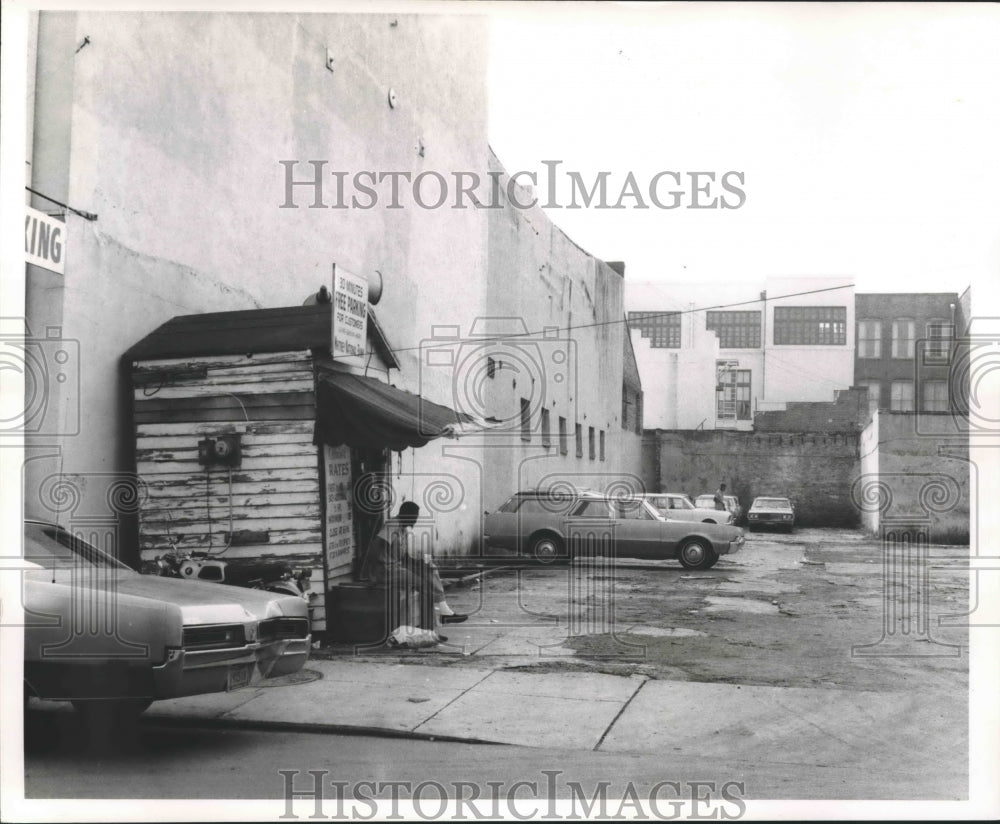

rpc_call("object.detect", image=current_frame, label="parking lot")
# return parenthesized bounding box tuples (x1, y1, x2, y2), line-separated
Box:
(342, 527, 970, 694)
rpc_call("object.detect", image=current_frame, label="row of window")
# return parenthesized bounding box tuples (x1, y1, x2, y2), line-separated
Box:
(857, 319, 952, 360)
(857, 380, 950, 413)
(629, 308, 954, 359)
(521, 401, 607, 460)
(630, 306, 848, 349)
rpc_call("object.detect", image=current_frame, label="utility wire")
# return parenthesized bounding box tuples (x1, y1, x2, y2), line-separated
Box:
(326, 282, 855, 363)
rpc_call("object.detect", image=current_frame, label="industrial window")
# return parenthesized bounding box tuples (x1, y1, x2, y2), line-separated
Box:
(575, 423, 583, 458)
(890, 380, 914, 412)
(520, 398, 530, 442)
(628, 311, 681, 348)
(716, 367, 752, 421)
(487, 357, 497, 378)
(706, 311, 761, 348)
(558, 416, 568, 455)
(857, 320, 882, 359)
(892, 319, 915, 359)
(541, 408, 551, 447)
(925, 319, 952, 362)
(857, 380, 881, 416)
(923, 380, 949, 412)
(773, 307, 846, 345)
(599, 430, 606, 461)
(588, 427, 596, 460)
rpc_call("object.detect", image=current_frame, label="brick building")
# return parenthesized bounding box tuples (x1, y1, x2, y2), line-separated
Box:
(854, 293, 959, 418)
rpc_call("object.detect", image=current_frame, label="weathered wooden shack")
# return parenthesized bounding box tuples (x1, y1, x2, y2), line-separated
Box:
(123, 304, 462, 632)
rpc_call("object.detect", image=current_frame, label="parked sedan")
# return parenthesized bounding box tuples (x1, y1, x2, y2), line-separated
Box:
(483, 490, 744, 569)
(22, 520, 310, 717)
(643, 493, 733, 524)
(746, 497, 796, 532)
(694, 494, 743, 524)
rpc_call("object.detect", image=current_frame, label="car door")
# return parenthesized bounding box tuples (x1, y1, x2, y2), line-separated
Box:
(611, 499, 665, 559)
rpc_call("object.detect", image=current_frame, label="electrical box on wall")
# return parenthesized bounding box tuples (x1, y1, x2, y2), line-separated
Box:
(197, 434, 242, 468)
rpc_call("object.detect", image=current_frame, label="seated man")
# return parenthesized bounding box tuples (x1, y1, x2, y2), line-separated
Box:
(361, 502, 466, 644)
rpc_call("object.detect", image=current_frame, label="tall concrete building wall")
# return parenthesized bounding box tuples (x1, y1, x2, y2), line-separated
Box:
(25, 11, 490, 549)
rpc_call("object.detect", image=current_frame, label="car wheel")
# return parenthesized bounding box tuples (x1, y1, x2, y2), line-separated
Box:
(530, 533, 567, 564)
(677, 539, 719, 570)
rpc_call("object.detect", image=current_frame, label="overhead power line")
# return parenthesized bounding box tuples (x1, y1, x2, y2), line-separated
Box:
(329, 282, 855, 362)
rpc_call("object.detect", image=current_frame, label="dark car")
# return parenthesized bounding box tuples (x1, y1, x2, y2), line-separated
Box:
(22, 520, 311, 718)
(746, 497, 796, 532)
(483, 489, 744, 570)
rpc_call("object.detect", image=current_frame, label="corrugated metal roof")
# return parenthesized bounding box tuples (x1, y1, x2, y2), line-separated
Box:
(123, 304, 398, 367)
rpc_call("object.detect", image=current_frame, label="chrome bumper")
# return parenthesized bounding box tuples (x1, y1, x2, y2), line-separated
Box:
(152, 636, 311, 699)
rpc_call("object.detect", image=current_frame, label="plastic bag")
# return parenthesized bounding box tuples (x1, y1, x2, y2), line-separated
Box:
(388, 624, 441, 649)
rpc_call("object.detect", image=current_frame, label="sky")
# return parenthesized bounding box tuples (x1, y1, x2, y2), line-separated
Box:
(486, 3, 1000, 294)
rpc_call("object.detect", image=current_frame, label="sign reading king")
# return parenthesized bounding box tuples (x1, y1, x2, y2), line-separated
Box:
(332, 263, 368, 363)
(25, 207, 66, 275)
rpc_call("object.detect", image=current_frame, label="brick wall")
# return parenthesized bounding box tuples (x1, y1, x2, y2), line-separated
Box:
(754, 386, 870, 432)
(644, 429, 860, 527)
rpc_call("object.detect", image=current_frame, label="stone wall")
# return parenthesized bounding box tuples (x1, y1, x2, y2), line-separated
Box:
(644, 429, 860, 527)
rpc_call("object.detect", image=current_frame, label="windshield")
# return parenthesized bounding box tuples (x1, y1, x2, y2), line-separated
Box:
(23, 522, 133, 571)
(694, 495, 714, 507)
(754, 498, 791, 509)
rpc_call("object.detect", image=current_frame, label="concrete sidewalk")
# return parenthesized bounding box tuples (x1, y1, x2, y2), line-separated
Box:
(130, 657, 955, 775)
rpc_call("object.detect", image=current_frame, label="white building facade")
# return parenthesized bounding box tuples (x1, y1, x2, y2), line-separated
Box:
(625, 277, 855, 431)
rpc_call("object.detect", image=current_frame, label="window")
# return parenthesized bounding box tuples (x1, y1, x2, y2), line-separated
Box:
(588, 427, 596, 460)
(573, 499, 612, 518)
(716, 366, 752, 421)
(575, 423, 583, 458)
(890, 381, 914, 412)
(541, 408, 551, 447)
(615, 499, 655, 520)
(857, 320, 882, 359)
(706, 311, 761, 348)
(773, 306, 847, 345)
(558, 416, 568, 455)
(628, 311, 681, 348)
(487, 356, 497, 378)
(520, 398, 530, 442)
(923, 380, 949, 412)
(892, 319, 915, 359)
(599, 430, 606, 461)
(925, 320, 952, 362)
(858, 380, 881, 416)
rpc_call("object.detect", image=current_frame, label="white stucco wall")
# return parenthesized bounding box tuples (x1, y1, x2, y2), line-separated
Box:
(626, 276, 855, 430)
(26, 12, 490, 550)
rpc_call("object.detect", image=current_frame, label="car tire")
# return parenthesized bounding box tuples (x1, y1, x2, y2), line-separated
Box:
(701, 518, 718, 524)
(529, 533, 568, 564)
(677, 539, 719, 570)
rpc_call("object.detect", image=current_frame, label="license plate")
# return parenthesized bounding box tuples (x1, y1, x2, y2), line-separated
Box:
(227, 663, 254, 691)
